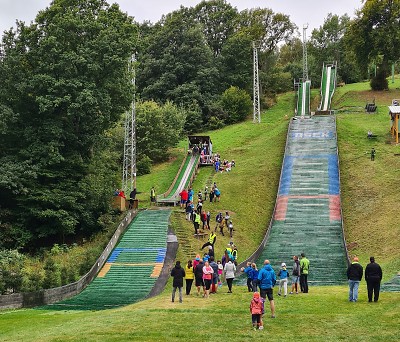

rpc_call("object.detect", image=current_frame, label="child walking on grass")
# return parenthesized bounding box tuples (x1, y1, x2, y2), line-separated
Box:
(249, 292, 264, 330)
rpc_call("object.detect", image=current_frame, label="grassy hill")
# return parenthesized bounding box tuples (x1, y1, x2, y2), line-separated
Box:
(1, 80, 399, 341)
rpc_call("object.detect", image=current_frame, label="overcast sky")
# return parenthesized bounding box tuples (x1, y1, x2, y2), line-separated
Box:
(0, 0, 362, 38)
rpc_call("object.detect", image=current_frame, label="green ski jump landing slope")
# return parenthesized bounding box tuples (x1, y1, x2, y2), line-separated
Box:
(256, 115, 347, 285)
(158, 154, 199, 205)
(41, 210, 171, 310)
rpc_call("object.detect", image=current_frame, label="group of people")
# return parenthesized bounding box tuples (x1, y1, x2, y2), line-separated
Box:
(347, 256, 383, 302)
(213, 153, 235, 173)
(170, 251, 238, 302)
(179, 183, 235, 239)
(171, 248, 385, 332)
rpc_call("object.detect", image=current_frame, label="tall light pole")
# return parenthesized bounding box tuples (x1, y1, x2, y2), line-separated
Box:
(122, 54, 137, 194)
(302, 24, 309, 81)
(253, 41, 261, 123)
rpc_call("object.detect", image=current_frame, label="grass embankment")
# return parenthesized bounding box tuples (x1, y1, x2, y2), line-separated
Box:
(1, 82, 400, 341)
(334, 78, 400, 277)
(137, 92, 294, 263)
(0, 286, 398, 341)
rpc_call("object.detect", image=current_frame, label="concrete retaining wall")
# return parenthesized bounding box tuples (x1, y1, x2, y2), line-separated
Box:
(0, 210, 137, 310)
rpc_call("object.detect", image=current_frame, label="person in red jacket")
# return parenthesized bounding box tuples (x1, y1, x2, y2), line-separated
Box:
(249, 292, 265, 330)
(179, 189, 188, 208)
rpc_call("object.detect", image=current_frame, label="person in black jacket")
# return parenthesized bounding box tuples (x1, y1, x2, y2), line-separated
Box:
(171, 261, 185, 303)
(346, 257, 363, 302)
(365, 256, 383, 302)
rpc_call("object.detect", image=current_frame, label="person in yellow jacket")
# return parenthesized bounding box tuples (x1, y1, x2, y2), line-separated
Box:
(185, 260, 195, 295)
(201, 231, 216, 250)
(193, 212, 201, 234)
(300, 252, 310, 293)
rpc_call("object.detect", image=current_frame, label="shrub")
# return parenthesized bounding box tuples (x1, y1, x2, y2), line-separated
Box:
(43, 258, 61, 289)
(0, 250, 25, 294)
(370, 71, 388, 90)
(220, 86, 252, 124)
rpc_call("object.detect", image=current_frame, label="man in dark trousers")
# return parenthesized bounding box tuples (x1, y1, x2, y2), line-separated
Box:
(346, 256, 363, 302)
(365, 256, 383, 302)
(171, 261, 185, 303)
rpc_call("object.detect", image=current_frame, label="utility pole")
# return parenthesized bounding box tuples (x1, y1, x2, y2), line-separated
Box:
(122, 54, 137, 194)
(253, 41, 261, 123)
(302, 24, 309, 81)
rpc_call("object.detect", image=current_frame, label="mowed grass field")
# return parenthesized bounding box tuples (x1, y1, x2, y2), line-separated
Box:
(1, 81, 399, 341)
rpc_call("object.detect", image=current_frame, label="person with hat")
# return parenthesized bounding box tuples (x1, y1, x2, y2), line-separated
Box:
(171, 261, 185, 303)
(277, 262, 290, 297)
(365, 256, 383, 302)
(346, 256, 363, 302)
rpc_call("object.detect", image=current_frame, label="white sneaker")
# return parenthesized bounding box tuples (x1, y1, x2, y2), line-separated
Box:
(259, 326, 264, 330)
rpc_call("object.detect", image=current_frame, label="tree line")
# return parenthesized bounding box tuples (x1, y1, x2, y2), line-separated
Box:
(0, 0, 399, 252)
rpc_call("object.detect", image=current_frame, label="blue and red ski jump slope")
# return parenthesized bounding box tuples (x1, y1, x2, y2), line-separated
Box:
(257, 115, 347, 285)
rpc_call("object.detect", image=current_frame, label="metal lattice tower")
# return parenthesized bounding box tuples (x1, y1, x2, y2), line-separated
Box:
(253, 41, 261, 123)
(302, 24, 309, 81)
(122, 54, 137, 194)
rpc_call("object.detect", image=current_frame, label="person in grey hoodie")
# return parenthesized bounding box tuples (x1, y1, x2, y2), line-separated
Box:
(223, 258, 236, 293)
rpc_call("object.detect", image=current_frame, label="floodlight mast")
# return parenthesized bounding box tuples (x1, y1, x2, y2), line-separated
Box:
(122, 54, 137, 194)
(253, 41, 261, 123)
(302, 24, 309, 81)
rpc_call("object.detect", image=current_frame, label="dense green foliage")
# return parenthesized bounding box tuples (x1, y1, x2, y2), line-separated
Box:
(137, 0, 295, 126)
(0, 0, 137, 248)
(345, 0, 400, 87)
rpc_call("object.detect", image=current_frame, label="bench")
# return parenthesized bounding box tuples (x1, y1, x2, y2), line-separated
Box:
(194, 233, 207, 240)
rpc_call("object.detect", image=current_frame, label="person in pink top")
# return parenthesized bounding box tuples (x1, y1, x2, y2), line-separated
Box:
(249, 292, 265, 330)
(202, 261, 214, 298)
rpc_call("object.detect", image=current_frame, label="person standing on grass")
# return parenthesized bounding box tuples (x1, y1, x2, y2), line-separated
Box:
(224, 258, 236, 293)
(228, 220, 234, 238)
(249, 292, 265, 331)
(258, 259, 276, 318)
(290, 255, 300, 294)
(171, 261, 185, 303)
(206, 211, 211, 230)
(215, 212, 223, 234)
(370, 148, 376, 161)
(300, 253, 310, 293)
(277, 263, 289, 297)
(185, 260, 194, 295)
(251, 263, 259, 292)
(209, 257, 219, 293)
(150, 186, 156, 205)
(209, 188, 215, 203)
(214, 187, 221, 202)
(202, 261, 214, 298)
(347, 256, 363, 302)
(365, 256, 383, 302)
(243, 262, 253, 292)
(194, 258, 205, 296)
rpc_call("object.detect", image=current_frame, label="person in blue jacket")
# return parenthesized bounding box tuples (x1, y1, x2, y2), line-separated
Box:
(243, 262, 253, 292)
(257, 259, 276, 318)
(277, 263, 289, 297)
(251, 263, 259, 292)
